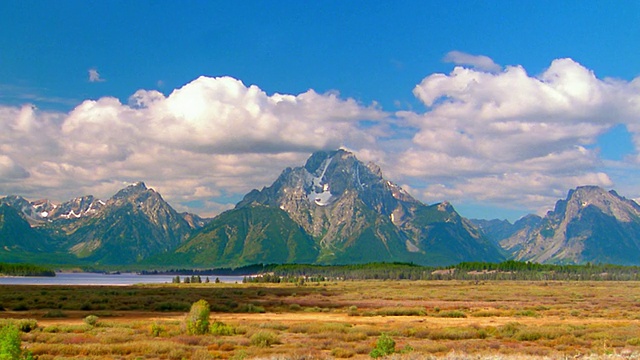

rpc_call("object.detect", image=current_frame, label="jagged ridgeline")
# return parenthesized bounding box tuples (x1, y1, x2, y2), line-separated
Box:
(6, 150, 640, 267)
(474, 186, 640, 266)
(0, 182, 198, 266)
(160, 149, 503, 267)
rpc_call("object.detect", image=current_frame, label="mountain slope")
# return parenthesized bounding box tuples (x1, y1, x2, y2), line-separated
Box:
(0, 204, 53, 253)
(403, 202, 505, 264)
(60, 182, 192, 265)
(180, 149, 503, 266)
(159, 204, 318, 267)
(503, 186, 640, 265)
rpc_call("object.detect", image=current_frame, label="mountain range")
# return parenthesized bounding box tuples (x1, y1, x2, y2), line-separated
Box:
(473, 186, 640, 265)
(1, 150, 640, 267)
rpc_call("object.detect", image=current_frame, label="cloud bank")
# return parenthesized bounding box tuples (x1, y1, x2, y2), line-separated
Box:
(3, 58, 640, 218)
(0, 76, 385, 215)
(395, 58, 640, 214)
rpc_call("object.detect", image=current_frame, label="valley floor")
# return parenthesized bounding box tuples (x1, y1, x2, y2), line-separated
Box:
(2, 280, 640, 359)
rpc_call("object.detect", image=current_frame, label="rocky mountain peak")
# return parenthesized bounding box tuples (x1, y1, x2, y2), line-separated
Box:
(495, 185, 640, 265)
(240, 149, 419, 216)
(557, 185, 640, 223)
(187, 149, 503, 266)
(110, 182, 156, 203)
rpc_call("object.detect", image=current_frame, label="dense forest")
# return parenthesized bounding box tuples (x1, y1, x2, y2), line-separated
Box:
(0, 263, 55, 277)
(243, 261, 640, 283)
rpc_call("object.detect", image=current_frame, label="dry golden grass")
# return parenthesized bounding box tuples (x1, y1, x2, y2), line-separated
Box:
(3, 280, 640, 359)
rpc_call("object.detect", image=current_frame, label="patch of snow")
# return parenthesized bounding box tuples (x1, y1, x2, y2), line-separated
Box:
(405, 240, 420, 252)
(62, 210, 81, 219)
(314, 191, 333, 206)
(98, 200, 106, 206)
(40, 211, 49, 218)
(306, 156, 334, 206)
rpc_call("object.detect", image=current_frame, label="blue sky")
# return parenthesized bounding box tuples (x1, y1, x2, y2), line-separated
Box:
(1, 1, 640, 221)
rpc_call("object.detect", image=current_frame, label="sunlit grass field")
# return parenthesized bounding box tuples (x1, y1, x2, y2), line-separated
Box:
(2, 280, 640, 359)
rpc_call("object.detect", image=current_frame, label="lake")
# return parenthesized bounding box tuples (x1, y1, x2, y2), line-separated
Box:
(0, 272, 246, 285)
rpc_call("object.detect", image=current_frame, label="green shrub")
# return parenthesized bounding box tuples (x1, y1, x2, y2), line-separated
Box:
(186, 299, 210, 335)
(150, 322, 165, 337)
(0, 325, 34, 360)
(499, 322, 523, 338)
(153, 302, 190, 312)
(471, 309, 504, 317)
(236, 303, 265, 313)
(375, 307, 426, 316)
(43, 310, 67, 318)
(83, 315, 99, 327)
(0, 319, 38, 333)
(210, 321, 236, 336)
(628, 337, 640, 346)
(434, 310, 466, 318)
(12, 304, 28, 311)
(332, 347, 355, 358)
(250, 330, 280, 347)
(516, 330, 542, 341)
(370, 333, 395, 358)
(515, 310, 540, 317)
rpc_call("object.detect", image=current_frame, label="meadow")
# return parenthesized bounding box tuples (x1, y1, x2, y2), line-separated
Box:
(2, 280, 640, 359)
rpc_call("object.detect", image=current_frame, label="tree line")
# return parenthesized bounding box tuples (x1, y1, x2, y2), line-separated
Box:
(0, 263, 55, 277)
(242, 261, 640, 283)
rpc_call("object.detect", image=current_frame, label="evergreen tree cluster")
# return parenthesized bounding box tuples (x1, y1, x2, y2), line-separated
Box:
(171, 275, 214, 284)
(243, 261, 640, 282)
(0, 263, 55, 277)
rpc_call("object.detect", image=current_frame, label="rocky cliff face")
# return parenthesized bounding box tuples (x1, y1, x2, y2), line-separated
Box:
(501, 186, 640, 265)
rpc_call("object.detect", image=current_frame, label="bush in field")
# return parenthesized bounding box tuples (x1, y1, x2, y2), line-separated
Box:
(0, 325, 34, 360)
(150, 322, 165, 337)
(210, 321, 235, 336)
(43, 310, 67, 318)
(370, 333, 395, 358)
(250, 330, 280, 347)
(434, 310, 467, 318)
(186, 299, 210, 335)
(83, 315, 99, 327)
(0, 319, 37, 333)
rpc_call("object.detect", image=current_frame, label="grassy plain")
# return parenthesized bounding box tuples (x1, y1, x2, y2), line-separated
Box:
(2, 280, 640, 359)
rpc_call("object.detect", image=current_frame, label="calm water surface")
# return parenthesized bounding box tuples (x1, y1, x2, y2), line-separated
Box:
(0, 272, 246, 285)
